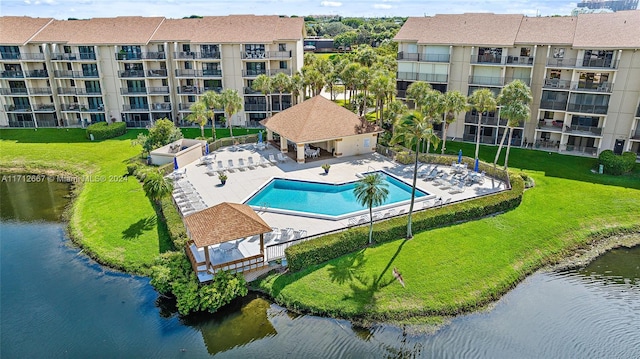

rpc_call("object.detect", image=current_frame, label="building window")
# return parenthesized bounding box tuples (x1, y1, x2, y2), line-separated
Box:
(278, 43, 286, 52)
(280, 61, 287, 69)
(158, 44, 164, 52)
(182, 44, 191, 52)
(64, 46, 72, 54)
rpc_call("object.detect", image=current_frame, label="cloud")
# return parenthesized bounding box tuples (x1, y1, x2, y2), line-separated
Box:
(373, 4, 393, 9)
(320, 1, 342, 7)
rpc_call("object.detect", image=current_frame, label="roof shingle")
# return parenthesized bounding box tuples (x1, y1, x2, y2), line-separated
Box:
(515, 16, 577, 45)
(31, 17, 165, 45)
(0, 16, 53, 45)
(574, 11, 640, 49)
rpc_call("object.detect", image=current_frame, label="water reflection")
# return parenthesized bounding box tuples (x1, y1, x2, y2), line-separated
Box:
(0, 175, 69, 222)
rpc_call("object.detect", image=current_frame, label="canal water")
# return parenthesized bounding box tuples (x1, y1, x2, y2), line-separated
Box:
(1, 178, 639, 358)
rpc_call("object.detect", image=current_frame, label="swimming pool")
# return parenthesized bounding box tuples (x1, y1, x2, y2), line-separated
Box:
(246, 171, 429, 218)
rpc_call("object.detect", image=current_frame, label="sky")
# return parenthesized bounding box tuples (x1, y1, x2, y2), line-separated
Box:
(1, 0, 582, 19)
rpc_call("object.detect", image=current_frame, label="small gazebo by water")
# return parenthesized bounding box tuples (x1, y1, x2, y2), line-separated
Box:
(183, 202, 272, 282)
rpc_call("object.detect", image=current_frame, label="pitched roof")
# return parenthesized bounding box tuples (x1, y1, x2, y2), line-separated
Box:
(0, 16, 53, 45)
(31, 17, 165, 45)
(151, 15, 304, 43)
(395, 14, 523, 46)
(573, 11, 640, 49)
(184, 202, 271, 248)
(515, 16, 577, 45)
(260, 96, 382, 143)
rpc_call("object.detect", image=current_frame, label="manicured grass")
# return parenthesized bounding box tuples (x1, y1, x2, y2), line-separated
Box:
(257, 145, 640, 320)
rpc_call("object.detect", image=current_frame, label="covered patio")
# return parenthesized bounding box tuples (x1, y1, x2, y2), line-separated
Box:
(183, 202, 273, 282)
(260, 95, 383, 163)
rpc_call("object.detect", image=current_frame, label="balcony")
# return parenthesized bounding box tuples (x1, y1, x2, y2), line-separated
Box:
(150, 103, 172, 111)
(268, 51, 292, 59)
(25, 70, 49, 78)
(175, 69, 222, 77)
(580, 56, 618, 69)
(566, 124, 603, 136)
(468, 76, 504, 86)
(4, 104, 32, 112)
(397, 52, 450, 63)
(51, 53, 96, 61)
(61, 103, 81, 111)
(1, 70, 25, 78)
(147, 69, 168, 77)
(57, 87, 77, 95)
(570, 81, 613, 93)
(465, 113, 500, 126)
(75, 88, 102, 95)
(0, 52, 44, 61)
(0, 88, 28, 95)
(505, 77, 531, 86)
(242, 69, 267, 77)
(148, 86, 170, 94)
(179, 103, 196, 111)
(564, 145, 598, 155)
(118, 70, 146, 78)
(120, 87, 148, 95)
(566, 103, 608, 115)
(53, 70, 99, 78)
(244, 87, 263, 95)
(268, 68, 292, 76)
(203, 86, 222, 93)
(540, 100, 568, 111)
(141, 52, 166, 60)
(177, 86, 202, 94)
(123, 104, 149, 111)
(397, 89, 406, 98)
(173, 52, 219, 60)
(542, 78, 572, 90)
(29, 87, 53, 95)
(244, 103, 268, 111)
(506, 56, 534, 65)
(32, 104, 56, 112)
(397, 71, 448, 83)
(241, 51, 268, 59)
(471, 54, 503, 65)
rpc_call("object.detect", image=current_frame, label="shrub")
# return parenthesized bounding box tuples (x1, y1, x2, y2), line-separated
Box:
(598, 150, 636, 175)
(160, 196, 188, 248)
(126, 163, 139, 176)
(286, 174, 525, 272)
(86, 121, 126, 140)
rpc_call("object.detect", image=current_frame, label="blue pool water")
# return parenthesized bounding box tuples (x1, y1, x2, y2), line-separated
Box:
(246, 172, 428, 216)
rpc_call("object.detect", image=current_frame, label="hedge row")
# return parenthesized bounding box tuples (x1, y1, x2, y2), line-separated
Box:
(285, 174, 525, 272)
(598, 150, 636, 175)
(160, 195, 188, 248)
(86, 122, 126, 140)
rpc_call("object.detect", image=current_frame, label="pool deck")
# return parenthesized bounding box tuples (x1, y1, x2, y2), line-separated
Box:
(172, 143, 507, 280)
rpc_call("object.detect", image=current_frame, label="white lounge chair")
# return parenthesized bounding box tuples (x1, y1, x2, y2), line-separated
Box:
(449, 184, 466, 194)
(259, 156, 271, 167)
(277, 153, 287, 162)
(268, 154, 277, 164)
(237, 158, 247, 170)
(227, 159, 236, 172)
(246, 157, 256, 169)
(216, 160, 225, 172)
(281, 227, 294, 241)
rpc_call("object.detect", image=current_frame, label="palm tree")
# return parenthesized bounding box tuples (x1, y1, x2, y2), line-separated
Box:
(353, 173, 389, 245)
(382, 99, 407, 132)
(391, 111, 440, 239)
(252, 74, 272, 116)
(218, 89, 243, 138)
(441, 90, 468, 154)
(271, 72, 291, 112)
(495, 80, 532, 169)
(406, 81, 432, 112)
(340, 62, 360, 105)
(186, 101, 211, 138)
(143, 171, 174, 205)
(289, 73, 304, 105)
(468, 88, 497, 161)
(417, 88, 444, 154)
(201, 90, 220, 141)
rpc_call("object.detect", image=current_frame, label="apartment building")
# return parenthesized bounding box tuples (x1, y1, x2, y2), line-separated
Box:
(0, 15, 304, 129)
(395, 11, 640, 157)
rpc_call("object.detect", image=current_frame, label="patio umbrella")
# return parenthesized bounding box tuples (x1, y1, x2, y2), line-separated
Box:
(458, 149, 462, 164)
(173, 157, 179, 171)
(474, 158, 479, 172)
(205, 142, 210, 155)
(258, 131, 263, 143)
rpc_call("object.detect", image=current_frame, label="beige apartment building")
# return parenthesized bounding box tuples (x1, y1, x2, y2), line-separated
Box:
(395, 11, 640, 157)
(0, 15, 304, 129)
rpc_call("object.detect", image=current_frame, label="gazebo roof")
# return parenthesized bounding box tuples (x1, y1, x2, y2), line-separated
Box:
(183, 202, 271, 248)
(260, 96, 382, 143)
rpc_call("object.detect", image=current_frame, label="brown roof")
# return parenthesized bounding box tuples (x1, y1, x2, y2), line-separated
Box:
(260, 96, 382, 143)
(515, 16, 577, 45)
(184, 202, 271, 248)
(395, 14, 523, 46)
(573, 11, 640, 49)
(151, 15, 304, 43)
(0, 17, 53, 45)
(31, 17, 165, 45)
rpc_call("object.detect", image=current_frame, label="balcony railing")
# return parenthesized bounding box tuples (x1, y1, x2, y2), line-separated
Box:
(203, 86, 222, 93)
(33, 104, 56, 111)
(244, 87, 262, 94)
(268, 51, 292, 59)
(0, 52, 45, 61)
(566, 103, 609, 115)
(242, 69, 267, 77)
(546, 57, 577, 68)
(567, 124, 603, 135)
(147, 69, 168, 77)
(75, 88, 102, 95)
(570, 81, 613, 93)
(542, 78, 572, 90)
(150, 103, 172, 111)
(25, 70, 49, 78)
(505, 77, 531, 86)
(397, 52, 450, 63)
(175, 69, 222, 77)
(118, 70, 145, 78)
(506, 56, 534, 65)
(60, 103, 81, 111)
(0, 88, 28, 95)
(4, 104, 32, 111)
(465, 113, 500, 126)
(471, 54, 503, 64)
(546, 57, 620, 69)
(120, 87, 148, 95)
(268, 68, 292, 76)
(115, 52, 164, 60)
(123, 104, 149, 111)
(141, 52, 166, 60)
(177, 86, 201, 94)
(1, 71, 25, 78)
(173, 52, 220, 59)
(241, 51, 268, 59)
(53, 70, 99, 78)
(244, 103, 268, 111)
(148, 86, 170, 94)
(51, 53, 96, 60)
(30, 87, 53, 95)
(564, 145, 598, 155)
(397, 71, 448, 83)
(468, 76, 504, 86)
(540, 100, 568, 111)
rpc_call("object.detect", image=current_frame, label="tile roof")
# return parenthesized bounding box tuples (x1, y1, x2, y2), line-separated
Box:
(574, 10, 640, 49)
(515, 16, 577, 45)
(151, 15, 304, 43)
(260, 96, 383, 143)
(184, 202, 272, 248)
(0, 16, 53, 45)
(30, 17, 165, 45)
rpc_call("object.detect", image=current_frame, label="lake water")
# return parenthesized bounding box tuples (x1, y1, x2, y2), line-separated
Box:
(1, 178, 639, 358)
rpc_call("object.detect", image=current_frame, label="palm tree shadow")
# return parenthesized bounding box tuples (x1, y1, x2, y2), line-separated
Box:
(122, 215, 157, 240)
(327, 250, 367, 285)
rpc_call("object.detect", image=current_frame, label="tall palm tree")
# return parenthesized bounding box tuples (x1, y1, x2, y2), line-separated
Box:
(143, 171, 174, 205)
(353, 173, 389, 245)
(186, 101, 211, 138)
(271, 72, 291, 112)
(340, 62, 360, 105)
(201, 90, 220, 141)
(218, 89, 243, 138)
(289, 73, 304, 105)
(495, 80, 532, 169)
(468, 88, 497, 161)
(406, 81, 432, 112)
(391, 111, 440, 239)
(417, 88, 444, 154)
(252, 74, 272, 116)
(383, 99, 407, 132)
(441, 90, 468, 154)
(356, 67, 371, 103)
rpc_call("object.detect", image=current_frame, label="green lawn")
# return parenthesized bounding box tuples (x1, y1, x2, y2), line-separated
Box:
(257, 143, 640, 320)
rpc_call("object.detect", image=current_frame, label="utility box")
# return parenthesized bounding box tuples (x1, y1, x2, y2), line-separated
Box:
(599, 164, 604, 174)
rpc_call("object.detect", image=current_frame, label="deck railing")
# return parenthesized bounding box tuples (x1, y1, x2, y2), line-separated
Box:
(265, 236, 314, 261)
